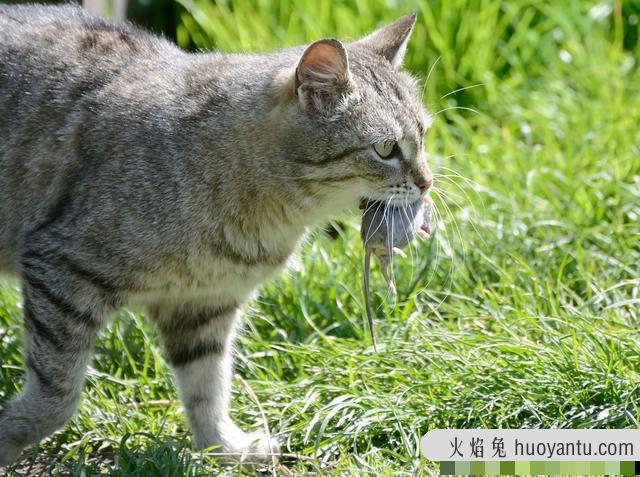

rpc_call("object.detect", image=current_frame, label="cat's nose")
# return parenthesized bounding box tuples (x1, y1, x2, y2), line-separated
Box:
(414, 175, 432, 193)
(411, 158, 433, 194)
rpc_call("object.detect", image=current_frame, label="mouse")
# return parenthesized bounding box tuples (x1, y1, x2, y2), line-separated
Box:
(360, 195, 433, 350)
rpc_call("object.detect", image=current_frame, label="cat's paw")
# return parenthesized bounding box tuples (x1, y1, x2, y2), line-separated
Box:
(240, 430, 280, 465)
(0, 417, 20, 467)
(225, 430, 280, 467)
(0, 440, 22, 468)
(207, 426, 280, 467)
(195, 418, 280, 467)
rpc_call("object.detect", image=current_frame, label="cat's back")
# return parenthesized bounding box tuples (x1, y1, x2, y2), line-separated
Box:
(0, 4, 175, 101)
(0, 4, 169, 61)
(0, 4, 181, 139)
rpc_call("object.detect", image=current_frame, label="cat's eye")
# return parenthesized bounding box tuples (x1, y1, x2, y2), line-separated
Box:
(373, 141, 397, 159)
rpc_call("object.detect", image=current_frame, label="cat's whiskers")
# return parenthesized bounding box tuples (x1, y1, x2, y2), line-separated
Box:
(413, 194, 443, 295)
(435, 187, 466, 265)
(433, 166, 487, 245)
(433, 105, 481, 117)
(388, 194, 396, 291)
(411, 192, 451, 315)
(420, 56, 441, 102)
(439, 82, 487, 100)
(361, 198, 383, 224)
(414, 186, 465, 315)
(363, 199, 386, 248)
(435, 164, 486, 192)
(382, 194, 397, 305)
(399, 162, 475, 310)
(423, 197, 452, 314)
(430, 179, 464, 205)
(400, 195, 417, 287)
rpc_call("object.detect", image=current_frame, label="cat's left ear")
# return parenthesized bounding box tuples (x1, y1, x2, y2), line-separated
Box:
(355, 12, 417, 68)
(295, 38, 351, 113)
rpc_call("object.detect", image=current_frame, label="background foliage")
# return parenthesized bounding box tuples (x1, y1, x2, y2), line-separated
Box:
(1, 0, 639, 475)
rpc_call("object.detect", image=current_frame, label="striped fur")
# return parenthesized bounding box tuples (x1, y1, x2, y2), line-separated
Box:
(0, 5, 431, 466)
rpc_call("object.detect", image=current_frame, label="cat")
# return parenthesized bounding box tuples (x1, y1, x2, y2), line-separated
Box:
(0, 4, 432, 466)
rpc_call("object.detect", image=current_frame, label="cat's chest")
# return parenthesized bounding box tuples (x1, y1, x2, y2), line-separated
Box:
(186, 246, 291, 296)
(129, 258, 289, 306)
(129, 228, 301, 306)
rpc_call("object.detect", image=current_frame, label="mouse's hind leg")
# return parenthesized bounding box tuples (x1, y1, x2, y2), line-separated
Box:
(378, 255, 397, 295)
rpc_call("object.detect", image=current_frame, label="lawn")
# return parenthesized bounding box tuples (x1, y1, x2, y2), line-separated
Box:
(1, 0, 639, 475)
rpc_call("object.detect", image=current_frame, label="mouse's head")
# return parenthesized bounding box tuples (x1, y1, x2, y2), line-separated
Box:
(360, 195, 432, 254)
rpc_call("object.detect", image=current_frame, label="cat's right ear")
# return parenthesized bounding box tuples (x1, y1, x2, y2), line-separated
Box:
(294, 38, 351, 113)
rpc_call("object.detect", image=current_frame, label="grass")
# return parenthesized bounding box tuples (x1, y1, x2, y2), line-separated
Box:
(1, 0, 640, 475)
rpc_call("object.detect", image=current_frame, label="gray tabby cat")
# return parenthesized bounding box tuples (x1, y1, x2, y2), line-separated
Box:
(0, 4, 432, 465)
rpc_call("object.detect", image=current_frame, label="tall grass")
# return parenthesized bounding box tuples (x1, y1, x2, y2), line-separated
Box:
(1, 0, 639, 475)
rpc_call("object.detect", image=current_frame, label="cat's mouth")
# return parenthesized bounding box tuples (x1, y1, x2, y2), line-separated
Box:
(360, 194, 421, 208)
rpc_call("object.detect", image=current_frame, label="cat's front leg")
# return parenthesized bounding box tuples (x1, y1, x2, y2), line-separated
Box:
(150, 302, 279, 464)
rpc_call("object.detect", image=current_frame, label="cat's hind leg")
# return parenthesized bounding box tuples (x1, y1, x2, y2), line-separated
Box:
(0, 257, 106, 466)
(151, 302, 279, 465)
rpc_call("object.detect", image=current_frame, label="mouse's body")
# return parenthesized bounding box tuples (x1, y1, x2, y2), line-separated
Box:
(360, 196, 432, 350)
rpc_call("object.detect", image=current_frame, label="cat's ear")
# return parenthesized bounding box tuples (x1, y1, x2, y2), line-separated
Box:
(355, 12, 417, 68)
(294, 38, 351, 113)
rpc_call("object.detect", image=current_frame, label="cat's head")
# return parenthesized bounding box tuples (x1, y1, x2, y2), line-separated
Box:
(279, 13, 432, 209)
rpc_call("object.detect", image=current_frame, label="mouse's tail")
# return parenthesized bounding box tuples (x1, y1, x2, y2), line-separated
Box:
(363, 252, 378, 352)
